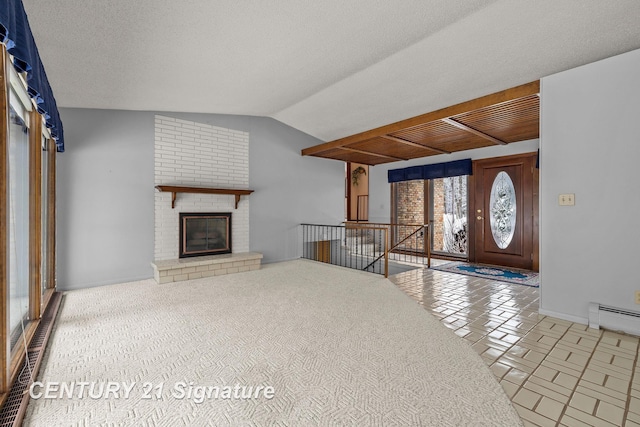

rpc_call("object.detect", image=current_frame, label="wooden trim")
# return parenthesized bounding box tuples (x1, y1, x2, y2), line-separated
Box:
(42, 287, 54, 312)
(426, 224, 431, 268)
(467, 172, 476, 263)
(472, 151, 538, 166)
(379, 135, 451, 155)
(301, 81, 539, 156)
(384, 229, 389, 278)
(0, 44, 10, 393)
(155, 185, 254, 209)
(424, 179, 430, 254)
(47, 139, 56, 291)
(390, 183, 397, 244)
(29, 111, 42, 321)
(8, 321, 37, 385)
(441, 118, 506, 145)
(532, 164, 539, 272)
(338, 146, 407, 161)
(344, 221, 425, 227)
(344, 162, 351, 221)
(424, 179, 429, 231)
(342, 225, 390, 231)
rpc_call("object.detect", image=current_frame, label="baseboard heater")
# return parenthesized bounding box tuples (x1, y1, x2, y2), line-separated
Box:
(588, 302, 640, 336)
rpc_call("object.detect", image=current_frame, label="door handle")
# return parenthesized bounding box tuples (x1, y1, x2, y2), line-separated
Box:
(477, 216, 483, 220)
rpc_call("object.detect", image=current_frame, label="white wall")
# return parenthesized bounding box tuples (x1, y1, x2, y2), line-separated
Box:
(540, 48, 640, 323)
(368, 140, 540, 223)
(57, 109, 344, 289)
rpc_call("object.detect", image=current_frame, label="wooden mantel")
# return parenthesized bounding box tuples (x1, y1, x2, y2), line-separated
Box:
(155, 185, 254, 209)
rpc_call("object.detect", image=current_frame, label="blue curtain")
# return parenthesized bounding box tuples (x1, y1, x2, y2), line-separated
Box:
(0, 0, 64, 151)
(388, 158, 472, 183)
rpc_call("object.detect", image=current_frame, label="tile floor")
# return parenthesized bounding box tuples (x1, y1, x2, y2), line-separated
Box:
(390, 263, 640, 427)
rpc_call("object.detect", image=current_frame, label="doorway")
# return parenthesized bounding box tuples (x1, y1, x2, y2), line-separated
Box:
(470, 152, 538, 271)
(391, 176, 468, 258)
(346, 163, 369, 221)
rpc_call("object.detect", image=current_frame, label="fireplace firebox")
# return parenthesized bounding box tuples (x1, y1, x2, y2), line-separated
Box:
(179, 212, 232, 258)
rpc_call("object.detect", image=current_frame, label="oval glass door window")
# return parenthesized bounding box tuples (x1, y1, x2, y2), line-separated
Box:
(489, 171, 516, 249)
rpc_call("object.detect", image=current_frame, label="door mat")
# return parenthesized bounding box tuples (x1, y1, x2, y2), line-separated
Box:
(431, 261, 539, 287)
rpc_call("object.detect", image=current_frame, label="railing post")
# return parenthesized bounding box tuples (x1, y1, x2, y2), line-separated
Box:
(422, 224, 427, 265)
(384, 228, 389, 278)
(426, 224, 431, 268)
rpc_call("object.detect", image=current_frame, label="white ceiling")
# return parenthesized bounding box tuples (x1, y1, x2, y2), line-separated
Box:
(22, 0, 640, 142)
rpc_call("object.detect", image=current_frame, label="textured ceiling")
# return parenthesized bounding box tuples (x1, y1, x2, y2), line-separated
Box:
(22, 0, 640, 143)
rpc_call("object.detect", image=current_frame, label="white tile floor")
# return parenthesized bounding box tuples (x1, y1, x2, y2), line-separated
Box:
(390, 264, 640, 427)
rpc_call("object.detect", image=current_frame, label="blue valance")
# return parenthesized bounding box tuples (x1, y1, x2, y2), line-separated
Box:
(0, 0, 64, 152)
(388, 159, 472, 183)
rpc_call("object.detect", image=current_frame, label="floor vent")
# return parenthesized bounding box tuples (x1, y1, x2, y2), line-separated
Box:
(588, 302, 640, 336)
(0, 292, 63, 427)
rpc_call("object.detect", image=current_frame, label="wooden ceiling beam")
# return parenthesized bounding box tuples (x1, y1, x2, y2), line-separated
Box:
(301, 80, 539, 156)
(338, 146, 407, 161)
(441, 118, 507, 146)
(380, 135, 451, 154)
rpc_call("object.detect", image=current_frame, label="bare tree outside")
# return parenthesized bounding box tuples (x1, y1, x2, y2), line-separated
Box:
(432, 176, 467, 255)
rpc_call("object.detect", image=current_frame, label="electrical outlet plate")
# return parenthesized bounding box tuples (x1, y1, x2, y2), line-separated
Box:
(636, 291, 640, 305)
(559, 193, 575, 206)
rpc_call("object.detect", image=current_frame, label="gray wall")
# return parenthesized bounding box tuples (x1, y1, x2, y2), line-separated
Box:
(57, 109, 155, 290)
(539, 48, 640, 323)
(368, 139, 540, 224)
(57, 109, 344, 290)
(247, 116, 344, 262)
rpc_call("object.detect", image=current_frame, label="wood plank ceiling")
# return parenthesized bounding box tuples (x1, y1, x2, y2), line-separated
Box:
(301, 81, 540, 165)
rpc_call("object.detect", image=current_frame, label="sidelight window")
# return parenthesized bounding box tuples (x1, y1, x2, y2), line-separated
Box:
(430, 176, 468, 255)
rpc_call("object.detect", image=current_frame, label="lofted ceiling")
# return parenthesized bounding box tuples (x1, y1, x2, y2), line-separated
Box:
(21, 1, 640, 152)
(302, 81, 540, 165)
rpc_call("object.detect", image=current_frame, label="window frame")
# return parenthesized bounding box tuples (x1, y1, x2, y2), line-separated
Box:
(0, 43, 57, 402)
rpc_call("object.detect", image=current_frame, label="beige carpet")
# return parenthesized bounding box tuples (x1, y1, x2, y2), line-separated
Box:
(25, 259, 522, 426)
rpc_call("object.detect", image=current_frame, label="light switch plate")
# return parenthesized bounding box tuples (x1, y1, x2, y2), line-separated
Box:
(559, 194, 575, 206)
(636, 291, 640, 305)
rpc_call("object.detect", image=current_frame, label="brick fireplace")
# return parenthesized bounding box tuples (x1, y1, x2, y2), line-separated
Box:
(152, 115, 260, 283)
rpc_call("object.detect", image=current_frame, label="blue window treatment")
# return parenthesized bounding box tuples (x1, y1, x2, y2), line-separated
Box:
(0, 0, 64, 151)
(387, 168, 406, 182)
(443, 159, 472, 177)
(405, 165, 424, 180)
(388, 159, 472, 183)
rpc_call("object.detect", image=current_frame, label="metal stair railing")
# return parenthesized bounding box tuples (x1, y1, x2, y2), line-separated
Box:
(353, 223, 429, 274)
(301, 222, 431, 278)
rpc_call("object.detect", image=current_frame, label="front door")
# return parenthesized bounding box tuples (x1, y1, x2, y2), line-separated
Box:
(472, 153, 537, 270)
